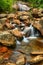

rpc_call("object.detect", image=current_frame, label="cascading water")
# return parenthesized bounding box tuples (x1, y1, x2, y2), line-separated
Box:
(22, 24, 37, 39)
(22, 36, 29, 43)
(16, 40, 21, 45)
(30, 24, 34, 37)
(17, 3, 30, 11)
(28, 24, 37, 39)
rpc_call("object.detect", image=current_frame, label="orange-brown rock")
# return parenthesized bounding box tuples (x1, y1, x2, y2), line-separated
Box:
(6, 62, 16, 65)
(32, 8, 39, 14)
(14, 14, 18, 19)
(38, 8, 43, 17)
(10, 29, 23, 38)
(32, 20, 43, 36)
(0, 31, 16, 46)
(6, 19, 10, 23)
(3, 50, 12, 60)
(5, 22, 14, 29)
(36, 38, 43, 47)
(0, 24, 4, 30)
(30, 51, 43, 55)
(19, 15, 29, 20)
(0, 18, 7, 30)
(16, 55, 26, 65)
(32, 8, 40, 18)
(33, 18, 41, 21)
(7, 14, 14, 19)
(0, 47, 8, 53)
(0, 14, 7, 18)
(13, 19, 21, 25)
(17, 11, 29, 16)
(28, 55, 43, 64)
(24, 19, 30, 26)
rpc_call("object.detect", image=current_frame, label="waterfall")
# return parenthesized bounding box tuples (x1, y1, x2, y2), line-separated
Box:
(16, 40, 21, 45)
(17, 3, 30, 11)
(22, 36, 29, 43)
(30, 24, 34, 37)
(23, 27, 31, 34)
(27, 24, 37, 39)
(23, 24, 35, 37)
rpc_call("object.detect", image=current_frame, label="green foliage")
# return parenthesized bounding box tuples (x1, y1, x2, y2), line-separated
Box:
(0, 0, 13, 13)
(0, 0, 43, 13)
(22, 0, 43, 8)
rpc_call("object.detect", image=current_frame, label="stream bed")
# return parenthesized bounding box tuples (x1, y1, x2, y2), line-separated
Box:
(0, 37, 43, 65)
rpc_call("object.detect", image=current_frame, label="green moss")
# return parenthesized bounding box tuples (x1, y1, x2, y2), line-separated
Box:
(0, 0, 13, 13)
(21, 0, 43, 8)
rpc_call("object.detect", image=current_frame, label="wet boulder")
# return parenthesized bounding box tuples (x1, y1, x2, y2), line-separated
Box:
(0, 47, 8, 53)
(6, 62, 16, 65)
(36, 38, 43, 47)
(5, 22, 15, 29)
(10, 51, 26, 65)
(16, 54, 26, 65)
(7, 14, 14, 19)
(27, 55, 43, 64)
(0, 49, 13, 64)
(18, 12, 31, 21)
(0, 18, 7, 30)
(10, 29, 23, 41)
(13, 19, 21, 25)
(38, 8, 43, 17)
(24, 19, 30, 26)
(32, 8, 40, 18)
(0, 14, 7, 18)
(19, 15, 29, 21)
(33, 19, 43, 36)
(0, 31, 16, 47)
(17, 11, 29, 16)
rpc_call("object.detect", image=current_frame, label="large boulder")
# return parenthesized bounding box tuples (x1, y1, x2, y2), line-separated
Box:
(32, 19, 43, 36)
(36, 38, 43, 47)
(10, 51, 26, 65)
(0, 14, 7, 18)
(17, 11, 29, 16)
(19, 15, 29, 21)
(13, 19, 21, 25)
(30, 8, 43, 36)
(32, 8, 43, 18)
(6, 62, 16, 65)
(0, 18, 7, 30)
(0, 31, 16, 47)
(7, 14, 15, 19)
(16, 54, 26, 65)
(10, 29, 23, 41)
(5, 22, 15, 29)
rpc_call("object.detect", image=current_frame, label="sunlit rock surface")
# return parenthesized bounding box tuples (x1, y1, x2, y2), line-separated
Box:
(0, 18, 7, 30)
(0, 14, 7, 18)
(0, 31, 16, 47)
(32, 19, 43, 36)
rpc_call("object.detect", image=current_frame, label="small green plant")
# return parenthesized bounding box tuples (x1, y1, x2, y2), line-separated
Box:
(21, 0, 43, 8)
(0, 0, 13, 13)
